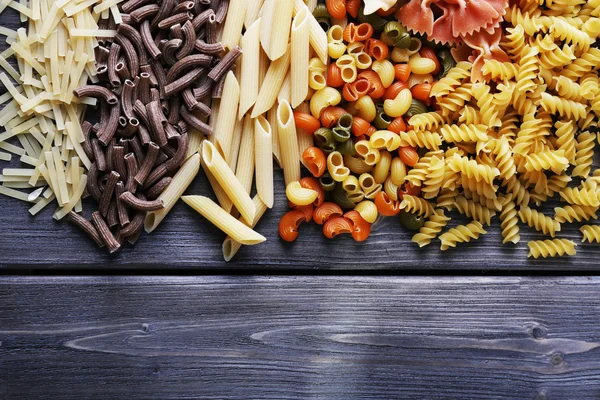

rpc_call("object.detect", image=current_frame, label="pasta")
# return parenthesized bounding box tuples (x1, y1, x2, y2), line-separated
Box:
(291, 6, 310, 108)
(278, 100, 301, 185)
(439, 221, 487, 251)
(518, 205, 561, 237)
(238, 18, 261, 117)
(528, 239, 577, 258)
(182, 195, 266, 245)
(254, 115, 274, 208)
(411, 209, 450, 247)
(581, 225, 600, 243)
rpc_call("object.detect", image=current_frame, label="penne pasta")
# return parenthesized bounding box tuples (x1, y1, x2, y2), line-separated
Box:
(295, 102, 314, 163)
(239, 17, 261, 118)
(201, 140, 256, 224)
(260, 0, 293, 61)
(201, 152, 234, 213)
(277, 100, 300, 185)
(277, 70, 291, 104)
(254, 115, 274, 208)
(251, 45, 291, 117)
(292, 0, 327, 64)
(290, 5, 309, 108)
(145, 153, 201, 233)
(267, 104, 282, 168)
(222, 195, 269, 261)
(235, 115, 255, 195)
(182, 195, 266, 245)
(228, 116, 244, 172)
(221, 0, 248, 51)
(213, 71, 240, 163)
(245, 0, 264, 28)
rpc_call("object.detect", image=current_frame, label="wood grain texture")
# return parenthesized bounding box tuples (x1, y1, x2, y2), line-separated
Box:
(1, 276, 600, 399)
(1, 9, 600, 270)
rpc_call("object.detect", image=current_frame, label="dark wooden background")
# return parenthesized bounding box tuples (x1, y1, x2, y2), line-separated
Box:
(2, 6, 600, 400)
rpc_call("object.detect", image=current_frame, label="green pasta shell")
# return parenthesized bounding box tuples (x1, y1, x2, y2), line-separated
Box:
(357, 4, 387, 31)
(373, 110, 392, 130)
(316, 17, 331, 32)
(314, 127, 336, 153)
(319, 172, 337, 192)
(332, 126, 351, 143)
(333, 184, 357, 210)
(404, 99, 428, 118)
(337, 138, 356, 155)
(337, 113, 353, 131)
(312, 3, 329, 18)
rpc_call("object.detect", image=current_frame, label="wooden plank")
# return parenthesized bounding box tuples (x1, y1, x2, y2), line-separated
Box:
(1, 276, 600, 399)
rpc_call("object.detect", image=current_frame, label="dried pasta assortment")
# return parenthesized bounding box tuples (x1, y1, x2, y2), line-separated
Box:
(1, 0, 600, 260)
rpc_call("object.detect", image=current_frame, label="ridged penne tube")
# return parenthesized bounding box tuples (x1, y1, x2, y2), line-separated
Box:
(236, 116, 255, 195)
(201, 153, 234, 213)
(310, 86, 342, 118)
(252, 45, 291, 117)
(239, 18, 261, 118)
(222, 195, 269, 261)
(182, 195, 266, 245)
(201, 141, 256, 224)
(278, 71, 292, 104)
(144, 153, 200, 233)
(295, 102, 314, 162)
(293, 0, 328, 64)
(228, 117, 244, 172)
(245, 0, 264, 28)
(267, 105, 282, 167)
(213, 71, 240, 162)
(254, 115, 274, 208)
(277, 100, 301, 185)
(291, 6, 309, 108)
(221, 0, 248, 51)
(261, 0, 293, 61)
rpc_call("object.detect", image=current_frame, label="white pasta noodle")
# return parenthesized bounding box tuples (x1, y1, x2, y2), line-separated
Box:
(235, 115, 255, 195)
(212, 71, 240, 163)
(252, 45, 291, 117)
(291, 5, 309, 108)
(222, 195, 269, 261)
(277, 100, 301, 185)
(221, 0, 248, 51)
(239, 17, 261, 118)
(254, 115, 274, 208)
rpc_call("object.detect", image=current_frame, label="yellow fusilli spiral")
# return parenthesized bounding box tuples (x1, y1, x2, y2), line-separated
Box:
(518, 205, 561, 237)
(539, 43, 576, 69)
(554, 75, 584, 102)
(438, 124, 488, 143)
(436, 188, 459, 210)
(491, 136, 516, 180)
(411, 209, 450, 247)
(540, 92, 587, 120)
(422, 156, 445, 199)
(503, 176, 531, 207)
(404, 150, 443, 187)
(448, 154, 500, 185)
(549, 16, 591, 53)
(554, 205, 598, 223)
(471, 82, 501, 127)
(515, 45, 540, 94)
(460, 175, 499, 201)
(481, 60, 519, 80)
(454, 195, 496, 225)
(399, 194, 435, 218)
(502, 25, 527, 61)
(437, 84, 473, 117)
(580, 225, 600, 243)
(571, 131, 595, 177)
(500, 197, 521, 244)
(561, 48, 600, 79)
(560, 186, 600, 207)
(439, 221, 487, 251)
(554, 120, 577, 164)
(408, 112, 448, 131)
(528, 239, 577, 258)
(399, 130, 443, 150)
(429, 62, 472, 98)
(524, 150, 570, 174)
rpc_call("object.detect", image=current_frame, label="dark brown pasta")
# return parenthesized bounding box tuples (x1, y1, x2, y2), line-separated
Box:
(67, 211, 105, 248)
(115, 60, 131, 81)
(150, 0, 175, 29)
(97, 104, 120, 145)
(162, 38, 182, 66)
(214, 0, 229, 23)
(120, 191, 165, 211)
(107, 43, 121, 87)
(179, 105, 212, 135)
(145, 101, 168, 146)
(118, 117, 139, 137)
(105, 138, 116, 171)
(99, 171, 120, 217)
(212, 71, 227, 98)
(91, 211, 121, 253)
(95, 45, 110, 67)
(177, 120, 188, 134)
(121, 79, 136, 119)
(121, 14, 134, 26)
(158, 12, 193, 30)
(194, 39, 224, 55)
(191, 8, 214, 31)
(151, 59, 168, 97)
(182, 88, 198, 110)
(106, 201, 119, 228)
(173, 1, 195, 14)
(163, 67, 204, 97)
(114, 181, 130, 227)
(141, 163, 168, 189)
(166, 54, 212, 82)
(168, 96, 180, 124)
(135, 142, 160, 185)
(91, 139, 107, 171)
(144, 176, 172, 200)
(122, 0, 152, 14)
(205, 13, 218, 44)
(165, 132, 189, 171)
(113, 146, 127, 180)
(74, 85, 118, 104)
(86, 162, 103, 201)
(140, 64, 157, 86)
(192, 75, 213, 99)
(81, 121, 95, 162)
(177, 20, 196, 59)
(120, 206, 144, 237)
(117, 23, 148, 65)
(154, 150, 169, 167)
(124, 152, 138, 193)
(129, 137, 145, 166)
(194, 0, 210, 15)
(138, 123, 152, 145)
(140, 20, 161, 59)
(207, 46, 241, 82)
(170, 23, 183, 40)
(114, 34, 139, 78)
(130, 4, 160, 24)
(133, 99, 151, 126)
(138, 72, 151, 104)
(164, 123, 180, 140)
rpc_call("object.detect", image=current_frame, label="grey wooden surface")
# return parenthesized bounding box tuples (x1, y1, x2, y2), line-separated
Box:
(1, 276, 600, 399)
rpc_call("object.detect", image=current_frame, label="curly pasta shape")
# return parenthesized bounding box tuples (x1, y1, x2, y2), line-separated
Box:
(458, 106, 483, 126)
(549, 17, 591, 53)
(436, 188, 459, 210)
(399, 194, 435, 218)
(422, 156, 445, 199)
(439, 124, 488, 143)
(505, 5, 546, 35)
(399, 130, 442, 150)
(411, 209, 450, 248)
(554, 76, 584, 102)
(481, 60, 519, 80)
(454, 195, 496, 226)
(502, 25, 527, 61)
(540, 44, 577, 70)
(515, 46, 539, 95)
(437, 84, 474, 117)
(524, 150, 570, 174)
(540, 92, 587, 120)
(439, 221, 487, 251)
(429, 62, 472, 98)
(560, 186, 600, 207)
(527, 239, 577, 258)
(448, 154, 500, 185)
(562, 48, 600, 79)
(408, 112, 448, 131)
(554, 120, 577, 164)
(554, 205, 598, 223)
(471, 83, 501, 127)
(518, 205, 561, 237)
(500, 198, 521, 244)
(572, 131, 595, 178)
(580, 225, 600, 243)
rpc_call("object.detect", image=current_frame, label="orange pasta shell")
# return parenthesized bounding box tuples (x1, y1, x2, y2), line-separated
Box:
(300, 176, 325, 207)
(398, 146, 419, 167)
(419, 46, 441, 75)
(384, 81, 409, 100)
(323, 216, 353, 238)
(387, 117, 407, 134)
(320, 106, 347, 128)
(351, 117, 371, 136)
(394, 64, 411, 83)
(278, 210, 306, 242)
(365, 125, 377, 136)
(327, 63, 345, 88)
(346, 0, 360, 18)
(326, 0, 347, 19)
(294, 111, 321, 134)
(343, 23, 372, 43)
(397, 182, 421, 201)
(358, 70, 385, 98)
(344, 210, 371, 241)
(289, 201, 314, 223)
(364, 39, 389, 61)
(374, 192, 401, 216)
(411, 83, 432, 102)
(343, 77, 371, 102)
(302, 147, 327, 177)
(313, 202, 344, 225)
